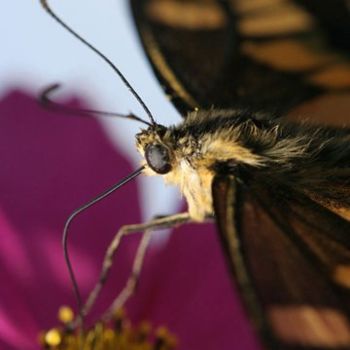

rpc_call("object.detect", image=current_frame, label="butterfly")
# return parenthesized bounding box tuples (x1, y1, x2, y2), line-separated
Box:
(40, 0, 350, 349)
(130, 0, 350, 348)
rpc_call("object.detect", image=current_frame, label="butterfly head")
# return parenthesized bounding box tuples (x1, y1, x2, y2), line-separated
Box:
(136, 124, 174, 175)
(135, 122, 215, 222)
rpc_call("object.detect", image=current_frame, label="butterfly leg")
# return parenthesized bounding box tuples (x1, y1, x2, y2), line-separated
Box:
(101, 228, 153, 321)
(82, 212, 191, 319)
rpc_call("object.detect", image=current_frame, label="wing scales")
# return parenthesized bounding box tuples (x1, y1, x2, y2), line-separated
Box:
(213, 175, 350, 349)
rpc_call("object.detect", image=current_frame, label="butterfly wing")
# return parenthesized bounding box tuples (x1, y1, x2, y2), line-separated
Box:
(213, 174, 350, 349)
(130, 0, 350, 120)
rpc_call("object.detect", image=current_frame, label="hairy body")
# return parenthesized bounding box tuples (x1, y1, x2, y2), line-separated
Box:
(136, 109, 350, 221)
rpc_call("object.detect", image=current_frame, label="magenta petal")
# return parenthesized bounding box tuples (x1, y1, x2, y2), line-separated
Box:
(0, 90, 140, 349)
(129, 221, 260, 350)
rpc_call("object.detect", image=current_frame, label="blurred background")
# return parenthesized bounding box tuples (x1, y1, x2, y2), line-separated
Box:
(1, 0, 182, 222)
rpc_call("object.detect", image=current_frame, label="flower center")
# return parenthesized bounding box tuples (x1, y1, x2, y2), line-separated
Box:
(40, 306, 177, 350)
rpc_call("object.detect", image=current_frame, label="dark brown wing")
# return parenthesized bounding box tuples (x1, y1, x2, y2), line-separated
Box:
(130, 0, 350, 122)
(213, 175, 350, 349)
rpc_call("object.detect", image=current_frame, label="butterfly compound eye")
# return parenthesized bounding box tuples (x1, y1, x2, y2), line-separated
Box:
(145, 144, 172, 174)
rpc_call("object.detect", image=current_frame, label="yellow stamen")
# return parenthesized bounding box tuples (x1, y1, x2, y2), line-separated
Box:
(58, 306, 74, 324)
(45, 328, 61, 346)
(41, 308, 177, 350)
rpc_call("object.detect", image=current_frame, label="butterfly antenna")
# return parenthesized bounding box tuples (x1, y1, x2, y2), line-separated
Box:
(40, 0, 157, 126)
(40, 83, 152, 126)
(62, 166, 145, 329)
